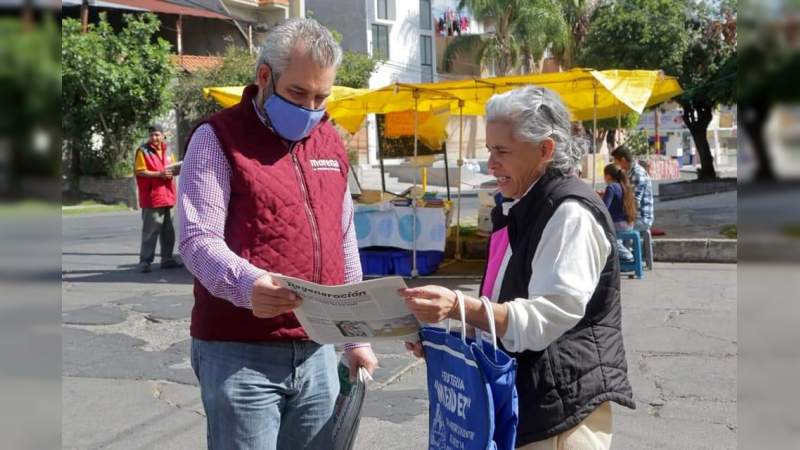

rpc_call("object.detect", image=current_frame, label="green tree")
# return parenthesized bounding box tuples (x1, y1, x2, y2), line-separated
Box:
(579, 0, 688, 73)
(174, 46, 255, 129)
(336, 51, 379, 88)
(442, 0, 569, 75)
(582, 112, 640, 152)
(678, 3, 736, 179)
(329, 28, 380, 88)
(622, 128, 651, 156)
(580, 0, 736, 179)
(738, 0, 798, 180)
(62, 13, 174, 178)
(558, 0, 598, 69)
(0, 17, 61, 194)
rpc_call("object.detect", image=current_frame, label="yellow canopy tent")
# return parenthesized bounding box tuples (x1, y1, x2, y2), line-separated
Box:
(202, 85, 368, 109)
(323, 69, 681, 122)
(318, 70, 682, 263)
(204, 70, 683, 270)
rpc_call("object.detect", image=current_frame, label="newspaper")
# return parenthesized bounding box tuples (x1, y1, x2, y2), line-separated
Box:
(166, 161, 182, 174)
(272, 275, 420, 344)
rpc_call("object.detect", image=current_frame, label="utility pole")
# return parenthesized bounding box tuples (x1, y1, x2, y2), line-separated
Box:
(81, 0, 90, 33)
(176, 14, 183, 55)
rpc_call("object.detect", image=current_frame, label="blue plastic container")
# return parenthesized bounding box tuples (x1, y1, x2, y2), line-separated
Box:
(359, 248, 402, 275)
(392, 250, 444, 276)
(359, 247, 444, 276)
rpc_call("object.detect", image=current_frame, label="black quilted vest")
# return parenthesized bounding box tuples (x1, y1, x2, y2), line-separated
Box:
(491, 170, 636, 445)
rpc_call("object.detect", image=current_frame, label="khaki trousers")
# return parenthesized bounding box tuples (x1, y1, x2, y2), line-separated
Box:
(139, 207, 175, 264)
(518, 402, 613, 450)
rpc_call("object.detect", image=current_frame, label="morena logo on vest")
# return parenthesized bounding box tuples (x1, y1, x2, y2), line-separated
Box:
(310, 159, 341, 172)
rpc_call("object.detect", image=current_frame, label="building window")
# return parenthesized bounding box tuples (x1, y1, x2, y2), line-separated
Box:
(372, 24, 390, 58)
(420, 35, 433, 82)
(376, 0, 395, 21)
(419, 0, 431, 30)
(420, 35, 432, 66)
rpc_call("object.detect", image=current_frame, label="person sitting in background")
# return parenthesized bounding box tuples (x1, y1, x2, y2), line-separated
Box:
(601, 163, 638, 263)
(611, 146, 654, 232)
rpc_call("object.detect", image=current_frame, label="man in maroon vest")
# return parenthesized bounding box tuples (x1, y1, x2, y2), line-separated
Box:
(134, 124, 183, 273)
(177, 18, 377, 449)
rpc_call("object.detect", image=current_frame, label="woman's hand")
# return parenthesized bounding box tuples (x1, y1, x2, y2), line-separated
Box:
(404, 340, 424, 358)
(399, 285, 458, 324)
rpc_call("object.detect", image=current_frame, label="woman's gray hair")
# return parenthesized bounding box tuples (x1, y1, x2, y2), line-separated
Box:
(255, 18, 342, 79)
(485, 85, 587, 175)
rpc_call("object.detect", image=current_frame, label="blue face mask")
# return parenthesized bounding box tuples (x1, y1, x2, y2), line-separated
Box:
(263, 74, 325, 141)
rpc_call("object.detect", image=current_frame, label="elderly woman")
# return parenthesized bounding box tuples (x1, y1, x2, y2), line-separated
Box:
(401, 86, 635, 450)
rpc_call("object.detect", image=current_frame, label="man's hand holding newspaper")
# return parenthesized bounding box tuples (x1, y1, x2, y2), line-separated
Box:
(270, 275, 421, 344)
(250, 274, 302, 318)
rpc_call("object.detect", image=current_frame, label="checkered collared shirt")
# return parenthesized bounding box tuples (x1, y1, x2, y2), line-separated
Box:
(628, 161, 654, 228)
(177, 114, 367, 351)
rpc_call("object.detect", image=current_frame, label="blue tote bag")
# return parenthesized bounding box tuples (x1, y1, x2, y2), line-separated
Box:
(421, 292, 518, 450)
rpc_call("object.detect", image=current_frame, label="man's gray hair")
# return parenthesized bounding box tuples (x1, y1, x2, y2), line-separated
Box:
(485, 86, 587, 175)
(255, 18, 342, 79)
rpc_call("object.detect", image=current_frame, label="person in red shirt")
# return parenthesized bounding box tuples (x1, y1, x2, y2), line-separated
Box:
(134, 124, 182, 273)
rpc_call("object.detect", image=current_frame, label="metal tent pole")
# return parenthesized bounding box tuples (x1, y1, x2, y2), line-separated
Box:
(592, 84, 598, 191)
(411, 91, 419, 278)
(442, 142, 451, 201)
(455, 100, 464, 261)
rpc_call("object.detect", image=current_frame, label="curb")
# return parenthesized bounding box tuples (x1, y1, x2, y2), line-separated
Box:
(653, 238, 737, 263)
(658, 178, 737, 201)
(454, 236, 738, 263)
(738, 236, 800, 263)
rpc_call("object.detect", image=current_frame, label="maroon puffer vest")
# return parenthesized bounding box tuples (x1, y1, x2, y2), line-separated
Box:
(189, 84, 348, 342)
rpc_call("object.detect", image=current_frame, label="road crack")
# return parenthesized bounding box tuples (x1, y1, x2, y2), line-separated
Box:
(150, 381, 205, 417)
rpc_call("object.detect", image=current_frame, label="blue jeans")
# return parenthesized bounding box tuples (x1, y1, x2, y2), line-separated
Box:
(191, 339, 339, 450)
(614, 221, 635, 261)
(633, 218, 651, 233)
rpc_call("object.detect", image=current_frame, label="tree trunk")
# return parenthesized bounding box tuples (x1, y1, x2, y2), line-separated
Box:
(681, 100, 717, 180)
(739, 102, 775, 181)
(71, 141, 81, 178)
(608, 128, 626, 150)
(522, 49, 533, 74)
(592, 129, 609, 154)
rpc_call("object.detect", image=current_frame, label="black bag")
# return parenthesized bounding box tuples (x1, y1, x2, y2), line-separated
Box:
(332, 362, 370, 450)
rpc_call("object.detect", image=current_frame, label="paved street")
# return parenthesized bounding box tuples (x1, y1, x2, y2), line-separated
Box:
(62, 211, 736, 449)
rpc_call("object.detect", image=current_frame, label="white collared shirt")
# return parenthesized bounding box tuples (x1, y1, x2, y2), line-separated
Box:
(491, 187, 611, 353)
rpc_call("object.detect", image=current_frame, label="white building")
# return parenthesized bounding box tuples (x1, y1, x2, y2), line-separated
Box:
(307, 0, 439, 165)
(307, 0, 437, 87)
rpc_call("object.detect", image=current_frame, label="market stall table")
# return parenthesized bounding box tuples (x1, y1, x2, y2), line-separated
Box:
(354, 203, 447, 276)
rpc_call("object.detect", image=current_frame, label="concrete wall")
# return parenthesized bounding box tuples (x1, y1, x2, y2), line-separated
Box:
(306, 0, 367, 53)
(78, 176, 138, 209)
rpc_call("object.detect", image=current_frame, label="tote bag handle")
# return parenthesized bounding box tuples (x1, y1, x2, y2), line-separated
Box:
(446, 289, 467, 343)
(476, 296, 498, 362)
